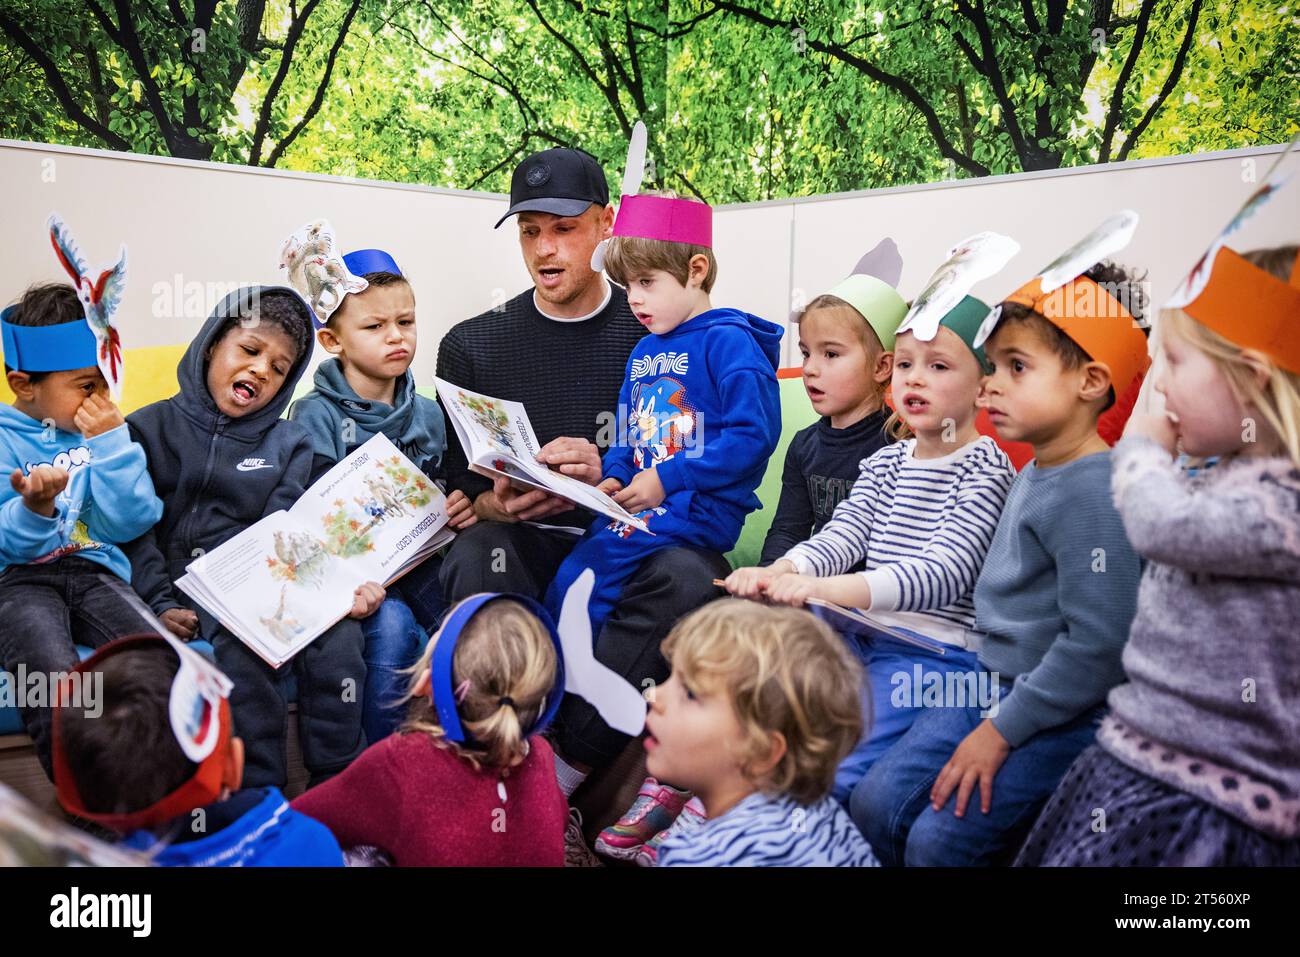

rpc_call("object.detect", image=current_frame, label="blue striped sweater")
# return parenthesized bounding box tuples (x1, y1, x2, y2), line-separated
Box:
(783, 436, 1015, 647)
(657, 792, 879, 867)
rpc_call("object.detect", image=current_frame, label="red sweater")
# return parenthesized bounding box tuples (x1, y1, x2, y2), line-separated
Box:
(291, 732, 567, 867)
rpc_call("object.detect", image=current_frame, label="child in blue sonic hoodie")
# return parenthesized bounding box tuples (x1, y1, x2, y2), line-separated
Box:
(0, 283, 162, 775)
(544, 220, 782, 640)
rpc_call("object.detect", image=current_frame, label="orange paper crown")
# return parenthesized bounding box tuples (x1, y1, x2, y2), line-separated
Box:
(1182, 246, 1300, 375)
(1003, 275, 1150, 399)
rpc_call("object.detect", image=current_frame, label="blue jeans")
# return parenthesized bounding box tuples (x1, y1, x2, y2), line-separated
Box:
(360, 596, 431, 743)
(849, 697, 1105, 866)
(832, 635, 983, 804)
(361, 557, 445, 742)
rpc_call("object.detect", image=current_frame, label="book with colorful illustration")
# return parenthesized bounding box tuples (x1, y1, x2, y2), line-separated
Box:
(176, 434, 456, 667)
(433, 376, 650, 534)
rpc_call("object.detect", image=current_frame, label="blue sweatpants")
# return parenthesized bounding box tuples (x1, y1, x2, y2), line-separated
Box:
(544, 494, 738, 639)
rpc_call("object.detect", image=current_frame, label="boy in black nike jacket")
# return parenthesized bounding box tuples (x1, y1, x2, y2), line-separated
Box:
(125, 287, 366, 788)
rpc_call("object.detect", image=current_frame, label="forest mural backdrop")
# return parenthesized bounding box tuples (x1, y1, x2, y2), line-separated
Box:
(2, 1, 1295, 201)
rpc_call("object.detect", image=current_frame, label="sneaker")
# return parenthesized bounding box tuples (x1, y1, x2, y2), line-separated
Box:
(636, 796, 706, 866)
(594, 777, 692, 861)
(564, 807, 602, 868)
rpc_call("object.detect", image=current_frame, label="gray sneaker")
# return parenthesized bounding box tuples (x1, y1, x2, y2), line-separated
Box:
(564, 807, 603, 868)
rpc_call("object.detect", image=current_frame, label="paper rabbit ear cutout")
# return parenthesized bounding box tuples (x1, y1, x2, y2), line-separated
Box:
(622, 120, 648, 198)
(557, 568, 647, 736)
(592, 121, 650, 273)
(850, 237, 904, 288)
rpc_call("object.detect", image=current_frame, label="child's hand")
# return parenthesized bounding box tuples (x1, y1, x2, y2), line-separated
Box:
(1123, 411, 1178, 455)
(764, 573, 822, 608)
(613, 468, 665, 513)
(160, 608, 199, 641)
(725, 560, 795, 599)
(929, 719, 1011, 817)
(596, 477, 624, 497)
(74, 393, 126, 439)
(9, 465, 68, 517)
(445, 489, 477, 530)
(348, 581, 386, 619)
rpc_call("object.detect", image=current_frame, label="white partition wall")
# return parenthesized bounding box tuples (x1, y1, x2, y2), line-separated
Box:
(0, 139, 529, 394)
(2, 138, 1296, 389)
(709, 144, 1298, 367)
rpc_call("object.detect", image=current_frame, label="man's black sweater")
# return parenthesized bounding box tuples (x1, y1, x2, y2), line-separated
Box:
(435, 283, 645, 528)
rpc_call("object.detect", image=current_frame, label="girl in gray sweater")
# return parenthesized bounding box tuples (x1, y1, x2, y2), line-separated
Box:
(1018, 245, 1300, 866)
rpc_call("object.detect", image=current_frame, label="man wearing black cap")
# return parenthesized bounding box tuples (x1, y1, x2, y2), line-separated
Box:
(436, 146, 731, 797)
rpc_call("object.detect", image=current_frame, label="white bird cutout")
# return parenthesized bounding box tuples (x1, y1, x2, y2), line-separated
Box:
(557, 568, 648, 736)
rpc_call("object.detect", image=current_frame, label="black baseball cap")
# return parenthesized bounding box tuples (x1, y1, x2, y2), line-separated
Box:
(494, 147, 611, 228)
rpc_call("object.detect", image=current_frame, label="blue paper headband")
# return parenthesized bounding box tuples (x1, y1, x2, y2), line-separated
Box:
(0, 304, 100, 373)
(430, 593, 565, 744)
(342, 249, 402, 277)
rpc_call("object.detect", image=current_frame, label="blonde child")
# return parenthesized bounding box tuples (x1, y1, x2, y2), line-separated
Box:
(727, 295, 1016, 802)
(292, 594, 569, 866)
(1018, 244, 1300, 866)
(644, 599, 878, 866)
(759, 241, 907, 561)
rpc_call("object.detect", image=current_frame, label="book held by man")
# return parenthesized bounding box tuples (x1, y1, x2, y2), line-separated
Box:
(433, 376, 650, 534)
(176, 434, 455, 667)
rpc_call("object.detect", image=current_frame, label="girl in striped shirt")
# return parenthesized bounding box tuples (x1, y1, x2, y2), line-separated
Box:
(726, 295, 1016, 801)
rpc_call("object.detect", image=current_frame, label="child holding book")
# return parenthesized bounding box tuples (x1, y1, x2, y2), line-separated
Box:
(541, 182, 781, 800)
(289, 247, 476, 741)
(853, 216, 1149, 865)
(643, 599, 878, 866)
(1018, 242, 1300, 866)
(292, 593, 569, 866)
(728, 270, 1017, 803)
(0, 221, 163, 776)
(126, 287, 367, 789)
(758, 240, 906, 565)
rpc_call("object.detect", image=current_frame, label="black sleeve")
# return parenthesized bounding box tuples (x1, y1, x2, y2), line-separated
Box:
(121, 417, 182, 614)
(124, 527, 183, 616)
(435, 327, 492, 503)
(308, 452, 336, 486)
(759, 437, 815, 566)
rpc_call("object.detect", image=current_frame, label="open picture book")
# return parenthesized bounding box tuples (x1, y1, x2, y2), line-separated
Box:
(176, 434, 456, 667)
(434, 376, 650, 534)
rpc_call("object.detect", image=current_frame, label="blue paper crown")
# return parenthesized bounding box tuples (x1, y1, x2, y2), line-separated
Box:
(0, 304, 100, 373)
(430, 593, 565, 744)
(342, 249, 402, 277)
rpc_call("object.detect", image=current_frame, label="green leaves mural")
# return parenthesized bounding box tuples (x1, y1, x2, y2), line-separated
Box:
(2, 1, 1295, 201)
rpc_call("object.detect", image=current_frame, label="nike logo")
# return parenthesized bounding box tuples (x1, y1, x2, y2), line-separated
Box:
(236, 458, 275, 472)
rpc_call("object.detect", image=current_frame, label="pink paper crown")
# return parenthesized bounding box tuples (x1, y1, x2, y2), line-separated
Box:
(612, 193, 712, 248)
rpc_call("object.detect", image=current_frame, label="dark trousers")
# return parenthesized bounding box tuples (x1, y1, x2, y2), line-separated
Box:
(0, 557, 154, 776)
(441, 520, 729, 770)
(213, 616, 367, 789)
